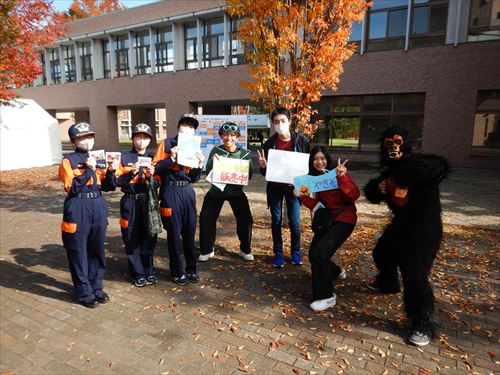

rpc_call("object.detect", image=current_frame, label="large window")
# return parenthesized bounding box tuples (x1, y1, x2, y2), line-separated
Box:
(364, 0, 448, 51)
(80, 42, 93, 81)
(314, 94, 425, 152)
(48, 49, 61, 84)
(367, 0, 408, 51)
(203, 17, 224, 67)
(230, 18, 245, 64)
(185, 23, 198, 69)
(349, 20, 363, 51)
(471, 90, 500, 157)
(156, 27, 173, 72)
(135, 31, 150, 75)
(102, 40, 111, 78)
(410, 0, 448, 47)
(115, 35, 129, 77)
(468, 0, 500, 42)
(63, 46, 76, 82)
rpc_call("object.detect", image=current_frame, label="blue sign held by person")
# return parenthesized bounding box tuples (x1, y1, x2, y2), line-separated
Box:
(293, 169, 338, 194)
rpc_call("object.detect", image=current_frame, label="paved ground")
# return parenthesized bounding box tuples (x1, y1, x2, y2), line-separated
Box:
(0, 162, 499, 375)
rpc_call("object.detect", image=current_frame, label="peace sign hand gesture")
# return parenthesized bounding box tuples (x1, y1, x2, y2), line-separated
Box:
(257, 149, 267, 169)
(336, 158, 348, 177)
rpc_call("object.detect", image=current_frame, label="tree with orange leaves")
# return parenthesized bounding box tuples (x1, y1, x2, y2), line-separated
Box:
(62, 0, 124, 21)
(0, 0, 65, 101)
(226, 0, 369, 137)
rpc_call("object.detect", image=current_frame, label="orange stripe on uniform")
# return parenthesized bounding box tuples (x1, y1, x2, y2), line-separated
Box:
(160, 207, 172, 217)
(119, 218, 128, 228)
(58, 159, 76, 192)
(152, 141, 170, 166)
(61, 221, 77, 233)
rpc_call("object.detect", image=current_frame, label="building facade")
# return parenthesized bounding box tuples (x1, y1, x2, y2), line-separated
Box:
(17, 0, 500, 168)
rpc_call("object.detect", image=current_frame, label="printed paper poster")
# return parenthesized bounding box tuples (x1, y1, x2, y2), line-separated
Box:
(105, 152, 121, 165)
(137, 156, 152, 167)
(293, 169, 338, 194)
(211, 157, 250, 186)
(177, 133, 202, 168)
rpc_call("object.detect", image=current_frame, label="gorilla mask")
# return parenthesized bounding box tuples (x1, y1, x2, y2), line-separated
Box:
(380, 126, 411, 166)
(384, 134, 404, 160)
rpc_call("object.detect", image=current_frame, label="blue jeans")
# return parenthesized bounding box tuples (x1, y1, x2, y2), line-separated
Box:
(267, 184, 301, 257)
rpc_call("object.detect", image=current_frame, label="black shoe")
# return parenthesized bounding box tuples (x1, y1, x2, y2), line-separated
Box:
(367, 280, 400, 294)
(95, 292, 109, 304)
(186, 272, 200, 283)
(146, 275, 158, 285)
(79, 298, 99, 309)
(173, 275, 189, 286)
(133, 277, 148, 287)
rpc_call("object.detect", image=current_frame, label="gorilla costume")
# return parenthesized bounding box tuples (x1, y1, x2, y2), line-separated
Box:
(364, 126, 449, 346)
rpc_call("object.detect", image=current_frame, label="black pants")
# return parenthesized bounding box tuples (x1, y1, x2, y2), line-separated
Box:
(308, 221, 354, 300)
(373, 221, 440, 336)
(199, 191, 253, 255)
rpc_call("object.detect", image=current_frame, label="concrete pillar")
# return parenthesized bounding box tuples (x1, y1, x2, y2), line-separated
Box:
(149, 27, 156, 74)
(74, 110, 90, 124)
(91, 39, 104, 80)
(446, 0, 470, 45)
(44, 49, 52, 86)
(165, 101, 197, 137)
(223, 13, 230, 67)
(173, 23, 183, 71)
(90, 105, 119, 150)
(109, 35, 116, 79)
(128, 31, 135, 77)
(197, 18, 203, 70)
(59, 45, 66, 84)
(74, 43, 82, 82)
(34, 53, 44, 87)
(131, 108, 157, 145)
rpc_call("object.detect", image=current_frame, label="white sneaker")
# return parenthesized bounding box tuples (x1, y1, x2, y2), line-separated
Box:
(408, 330, 430, 346)
(337, 269, 347, 280)
(198, 251, 214, 262)
(239, 251, 254, 261)
(309, 294, 337, 312)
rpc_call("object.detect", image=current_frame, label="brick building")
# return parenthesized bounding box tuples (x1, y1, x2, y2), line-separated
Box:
(17, 0, 500, 168)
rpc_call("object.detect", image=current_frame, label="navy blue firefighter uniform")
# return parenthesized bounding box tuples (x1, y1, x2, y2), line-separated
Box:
(153, 135, 202, 282)
(59, 123, 113, 306)
(106, 148, 160, 285)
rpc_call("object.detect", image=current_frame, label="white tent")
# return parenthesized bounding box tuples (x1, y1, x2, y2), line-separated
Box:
(0, 99, 62, 171)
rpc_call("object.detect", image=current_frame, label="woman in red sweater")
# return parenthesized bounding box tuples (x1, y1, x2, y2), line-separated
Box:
(301, 146, 360, 312)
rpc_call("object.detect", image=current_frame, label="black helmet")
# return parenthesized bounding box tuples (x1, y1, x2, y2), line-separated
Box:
(131, 123, 153, 138)
(68, 122, 96, 140)
(177, 113, 199, 130)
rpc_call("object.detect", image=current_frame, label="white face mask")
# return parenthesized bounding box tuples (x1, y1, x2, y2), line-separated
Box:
(275, 123, 290, 136)
(133, 138, 150, 151)
(75, 138, 94, 152)
(178, 126, 195, 135)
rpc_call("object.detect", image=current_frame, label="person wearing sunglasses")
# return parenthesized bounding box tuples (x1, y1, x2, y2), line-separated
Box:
(257, 107, 310, 268)
(198, 122, 254, 262)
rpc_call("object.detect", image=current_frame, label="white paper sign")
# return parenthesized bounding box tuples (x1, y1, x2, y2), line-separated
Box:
(105, 152, 121, 164)
(89, 149, 106, 168)
(177, 133, 201, 168)
(265, 149, 309, 184)
(211, 157, 250, 186)
(205, 170, 226, 191)
(137, 156, 152, 167)
(89, 149, 105, 160)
